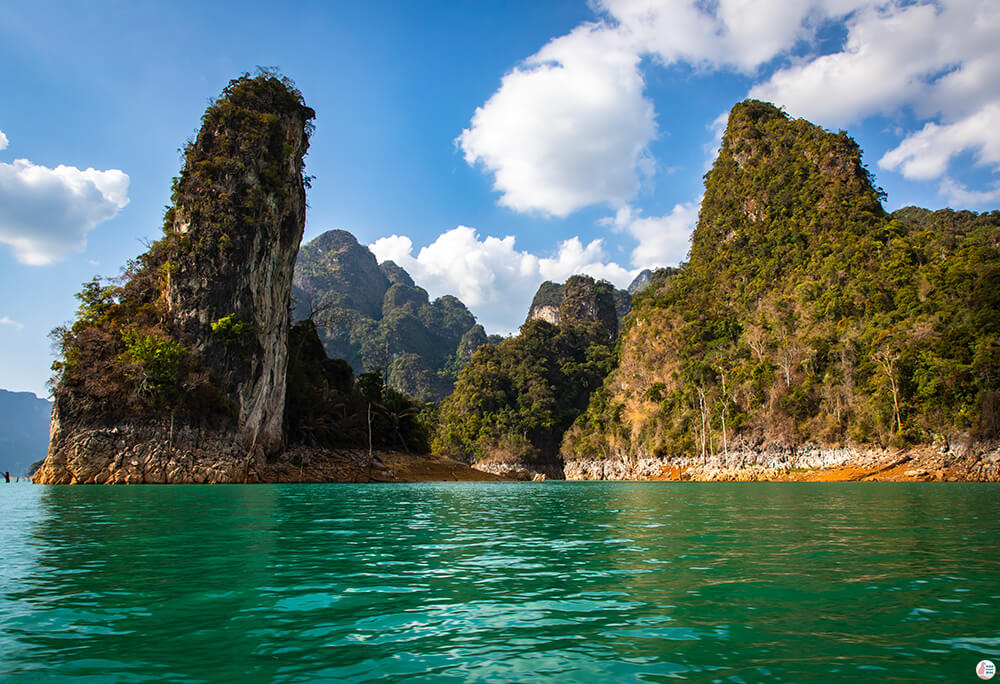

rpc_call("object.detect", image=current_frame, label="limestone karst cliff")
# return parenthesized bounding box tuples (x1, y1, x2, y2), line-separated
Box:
(526, 275, 629, 337)
(561, 100, 1000, 479)
(34, 73, 315, 484)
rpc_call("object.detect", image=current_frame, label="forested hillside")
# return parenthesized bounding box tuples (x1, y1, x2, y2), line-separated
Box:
(434, 275, 619, 476)
(564, 100, 1000, 463)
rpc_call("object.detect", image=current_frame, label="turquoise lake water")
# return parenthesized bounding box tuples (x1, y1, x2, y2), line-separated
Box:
(1, 482, 997, 682)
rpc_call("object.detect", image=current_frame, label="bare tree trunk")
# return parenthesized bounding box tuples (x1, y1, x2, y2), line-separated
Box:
(697, 386, 708, 461)
(367, 402, 373, 463)
(875, 347, 902, 434)
(719, 370, 729, 458)
(168, 412, 174, 457)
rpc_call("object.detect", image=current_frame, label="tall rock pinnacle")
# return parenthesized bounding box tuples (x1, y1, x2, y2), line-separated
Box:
(34, 73, 315, 484)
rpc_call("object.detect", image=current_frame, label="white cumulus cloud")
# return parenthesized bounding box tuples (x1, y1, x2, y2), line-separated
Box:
(371, 226, 637, 335)
(606, 203, 700, 269)
(369, 207, 702, 335)
(0, 130, 8, 151)
(0, 316, 24, 330)
(741, 0, 1000, 203)
(457, 0, 864, 218)
(600, 0, 859, 73)
(879, 103, 1000, 181)
(938, 178, 1000, 207)
(456, 23, 657, 217)
(748, 2, 941, 126)
(0, 157, 129, 265)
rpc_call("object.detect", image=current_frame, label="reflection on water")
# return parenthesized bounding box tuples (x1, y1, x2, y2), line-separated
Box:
(1, 482, 998, 682)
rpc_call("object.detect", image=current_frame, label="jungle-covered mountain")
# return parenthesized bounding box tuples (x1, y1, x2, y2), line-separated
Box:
(37, 72, 318, 483)
(292, 230, 493, 402)
(563, 99, 1000, 463)
(434, 275, 620, 473)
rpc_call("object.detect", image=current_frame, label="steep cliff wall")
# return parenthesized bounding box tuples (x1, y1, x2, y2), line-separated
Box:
(34, 73, 314, 484)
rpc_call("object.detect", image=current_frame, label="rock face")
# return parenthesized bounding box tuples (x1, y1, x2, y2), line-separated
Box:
(294, 230, 389, 319)
(163, 80, 312, 455)
(626, 269, 652, 294)
(292, 230, 483, 402)
(565, 444, 883, 480)
(526, 275, 628, 338)
(626, 267, 678, 295)
(34, 73, 315, 484)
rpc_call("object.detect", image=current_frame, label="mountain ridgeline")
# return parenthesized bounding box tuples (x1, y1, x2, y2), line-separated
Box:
(563, 100, 1000, 478)
(291, 230, 489, 402)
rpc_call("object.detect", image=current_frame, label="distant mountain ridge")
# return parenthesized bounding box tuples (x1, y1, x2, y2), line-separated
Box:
(292, 230, 491, 402)
(0, 390, 52, 475)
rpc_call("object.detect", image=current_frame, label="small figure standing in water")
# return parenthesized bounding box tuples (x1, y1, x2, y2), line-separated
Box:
(3, 471, 9, 483)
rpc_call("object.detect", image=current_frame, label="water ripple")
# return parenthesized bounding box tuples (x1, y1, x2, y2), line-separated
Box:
(0, 481, 998, 682)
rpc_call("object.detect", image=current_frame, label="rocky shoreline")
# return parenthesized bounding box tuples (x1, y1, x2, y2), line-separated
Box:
(562, 440, 1000, 482)
(35, 420, 1000, 484)
(34, 437, 1000, 484)
(32, 421, 258, 484)
(32, 418, 505, 485)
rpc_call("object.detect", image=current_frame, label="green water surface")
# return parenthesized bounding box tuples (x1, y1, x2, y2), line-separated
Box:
(1, 482, 997, 682)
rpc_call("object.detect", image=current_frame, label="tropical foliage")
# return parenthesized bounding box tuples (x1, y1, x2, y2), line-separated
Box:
(564, 100, 1000, 461)
(434, 276, 618, 466)
(285, 320, 433, 452)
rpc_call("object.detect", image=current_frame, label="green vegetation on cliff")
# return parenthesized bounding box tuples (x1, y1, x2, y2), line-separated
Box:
(434, 275, 617, 467)
(565, 100, 1000, 461)
(526, 276, 628, 337)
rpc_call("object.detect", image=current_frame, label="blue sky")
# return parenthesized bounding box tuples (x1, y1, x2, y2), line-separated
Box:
(1, 0, 998, 398)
